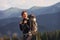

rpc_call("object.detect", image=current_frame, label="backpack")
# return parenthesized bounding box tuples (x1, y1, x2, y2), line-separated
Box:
(28, 14, 38, 35)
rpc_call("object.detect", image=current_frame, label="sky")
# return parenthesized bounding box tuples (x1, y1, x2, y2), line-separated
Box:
(0, 0, 60, 10)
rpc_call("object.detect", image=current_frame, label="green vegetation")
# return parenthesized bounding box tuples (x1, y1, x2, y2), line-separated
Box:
(0, 31, 60, 40)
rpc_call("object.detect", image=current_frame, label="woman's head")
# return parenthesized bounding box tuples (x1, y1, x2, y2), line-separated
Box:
(21, 11, 28, 19)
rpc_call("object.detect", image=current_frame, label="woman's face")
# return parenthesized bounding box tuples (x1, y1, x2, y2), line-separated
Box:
(22, 12, 28, 19)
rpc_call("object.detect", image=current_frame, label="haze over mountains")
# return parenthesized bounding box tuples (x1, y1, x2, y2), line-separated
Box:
(0, 2, 60, 35)
(0, 2, 60, 19)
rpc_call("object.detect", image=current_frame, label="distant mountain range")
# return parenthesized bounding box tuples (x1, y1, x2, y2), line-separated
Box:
(37, 13, 60, 32)
(0, 2, 60, 35)
(0, 2, 60, 19)
(29, 2, 60, 15)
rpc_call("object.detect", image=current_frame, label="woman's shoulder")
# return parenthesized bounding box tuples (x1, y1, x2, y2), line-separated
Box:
(19, 19, 23, 24)
(20, 21, 22, 24)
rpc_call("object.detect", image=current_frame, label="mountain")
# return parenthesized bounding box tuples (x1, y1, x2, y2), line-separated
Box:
(0, 2, 60, 19)
(53, 2, 60, 7)
(37, 13, 60, 32)
(0, 2, 60, 35)
(0, 17, 20, 27)
(0, 11, 3, 16)
(0, 11, 6, 19)
(28, 2, 60, 15)
(0, 22, 20, 35)
(3, 7, 23, 18)
(36, 2, 60, 32)
(0, 13, 60, 35)
(0, 17, 21, 35)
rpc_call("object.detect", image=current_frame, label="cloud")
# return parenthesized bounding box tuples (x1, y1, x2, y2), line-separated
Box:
(0, 0, 11, 10)
(0, 0, 60, 10)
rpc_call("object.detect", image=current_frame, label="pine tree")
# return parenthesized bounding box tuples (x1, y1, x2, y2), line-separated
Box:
(3, 35, 10, 40)
(12, 33, 19, 40)
(41, 32, 48, 40)
(36, 32, 41, 40)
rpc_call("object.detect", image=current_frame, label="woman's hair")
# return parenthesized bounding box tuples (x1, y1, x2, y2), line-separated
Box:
(21, 10, 27, 16)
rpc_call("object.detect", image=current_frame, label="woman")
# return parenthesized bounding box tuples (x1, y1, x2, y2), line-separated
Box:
(19, 11, 32, 40)
(19, 11, 38, 40)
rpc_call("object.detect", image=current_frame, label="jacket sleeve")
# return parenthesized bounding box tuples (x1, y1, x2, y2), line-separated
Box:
(19, 23, 23, 31)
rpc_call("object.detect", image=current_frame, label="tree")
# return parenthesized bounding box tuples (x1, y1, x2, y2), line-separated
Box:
(12, 33, 19, 40)
(3, 35, 10, 40)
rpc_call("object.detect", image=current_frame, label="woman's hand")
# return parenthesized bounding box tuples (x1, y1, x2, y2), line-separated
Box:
(24, 20, 27, 23)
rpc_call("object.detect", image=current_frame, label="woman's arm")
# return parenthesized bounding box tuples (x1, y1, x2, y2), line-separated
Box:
(19, 21, 23, 31)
